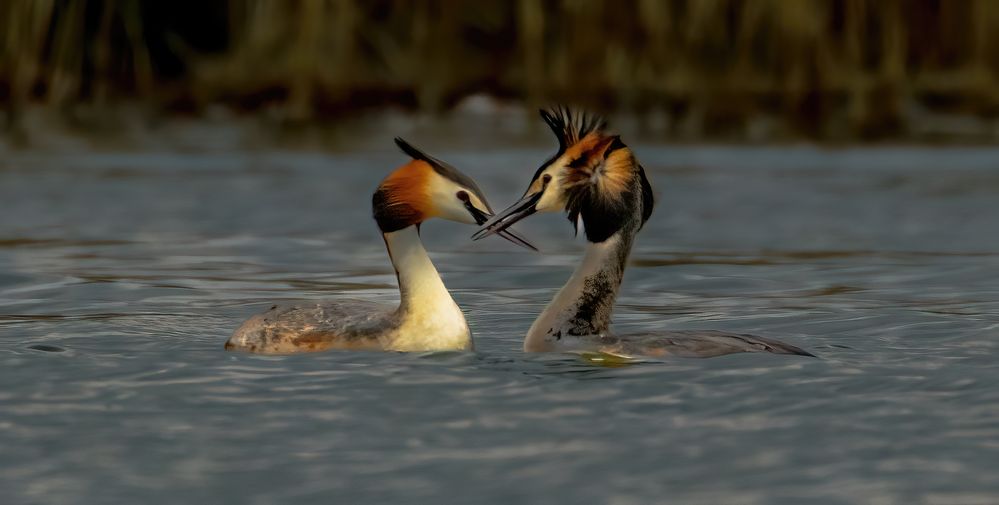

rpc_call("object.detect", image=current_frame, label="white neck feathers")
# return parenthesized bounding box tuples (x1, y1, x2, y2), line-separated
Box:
(383, 226, 471, 351)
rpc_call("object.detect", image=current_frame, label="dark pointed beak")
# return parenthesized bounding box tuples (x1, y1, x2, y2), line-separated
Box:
(471, 190, 543, 242)
(464, 201, 537, 251)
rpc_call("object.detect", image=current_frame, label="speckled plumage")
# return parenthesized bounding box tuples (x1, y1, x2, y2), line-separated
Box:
(226, 300, 400, 353)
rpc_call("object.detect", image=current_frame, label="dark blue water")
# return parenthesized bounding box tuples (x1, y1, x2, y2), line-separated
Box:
(2, 145, 998, 504)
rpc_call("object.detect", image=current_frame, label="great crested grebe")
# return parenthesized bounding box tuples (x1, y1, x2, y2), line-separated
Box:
(474, 108, 814, 358)
(225, 138, 534, 354)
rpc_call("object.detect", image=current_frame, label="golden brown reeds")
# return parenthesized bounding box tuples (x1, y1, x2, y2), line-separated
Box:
(1, 0, 997, 139)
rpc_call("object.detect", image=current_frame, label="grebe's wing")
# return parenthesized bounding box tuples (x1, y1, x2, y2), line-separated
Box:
(226, 300, 397, 354)
(599, 330, 815, 359)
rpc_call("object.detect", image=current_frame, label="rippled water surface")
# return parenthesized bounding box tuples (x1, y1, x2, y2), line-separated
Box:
(2, 145, 998, 504)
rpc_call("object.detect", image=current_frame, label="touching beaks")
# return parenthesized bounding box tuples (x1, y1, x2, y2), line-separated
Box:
(471, 190, 543, 242)
(464, 198, 537, 251)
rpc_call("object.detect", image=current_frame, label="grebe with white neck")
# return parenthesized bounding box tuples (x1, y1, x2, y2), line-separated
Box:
(474, 108, 814, 359)
(225, 138, 534, 354)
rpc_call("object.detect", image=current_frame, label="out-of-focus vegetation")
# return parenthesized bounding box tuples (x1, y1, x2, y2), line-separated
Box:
(1, 0, 998, 141)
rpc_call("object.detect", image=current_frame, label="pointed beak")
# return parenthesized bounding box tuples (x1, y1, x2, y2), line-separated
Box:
(464, 200, 537, 251)
(471, 190, 543, 242)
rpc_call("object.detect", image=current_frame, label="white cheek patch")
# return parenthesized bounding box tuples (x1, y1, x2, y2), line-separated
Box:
(428, 177, 475, 224)
(534, 173, 565, 213)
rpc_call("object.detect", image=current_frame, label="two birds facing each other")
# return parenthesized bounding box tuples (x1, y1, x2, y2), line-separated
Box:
(225, 108, 814, 360)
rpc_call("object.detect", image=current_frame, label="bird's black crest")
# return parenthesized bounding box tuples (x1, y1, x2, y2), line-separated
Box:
(526, 107, 608, 188)
(393, 137, 492, 212)
(539, 106, 608, 153)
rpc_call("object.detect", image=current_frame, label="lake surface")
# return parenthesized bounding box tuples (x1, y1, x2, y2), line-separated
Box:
(2, 144, 998, 504)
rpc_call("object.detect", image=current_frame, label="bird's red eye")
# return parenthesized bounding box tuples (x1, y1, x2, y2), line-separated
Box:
(456, 190, 470, 201)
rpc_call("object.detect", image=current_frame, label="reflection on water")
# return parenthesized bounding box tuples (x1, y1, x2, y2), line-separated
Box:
(2, 146, 999, 504)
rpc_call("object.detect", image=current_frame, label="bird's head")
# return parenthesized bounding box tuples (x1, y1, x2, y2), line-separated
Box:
(473, 107, 654, 244)
(373, 138, 535, 250)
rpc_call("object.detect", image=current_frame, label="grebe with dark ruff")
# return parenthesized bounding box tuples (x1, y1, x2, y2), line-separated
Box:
(474, 108, 813, 359)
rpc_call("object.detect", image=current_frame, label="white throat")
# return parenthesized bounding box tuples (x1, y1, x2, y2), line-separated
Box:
(525, 233, 628, 351)
(383, 226, 471, 351)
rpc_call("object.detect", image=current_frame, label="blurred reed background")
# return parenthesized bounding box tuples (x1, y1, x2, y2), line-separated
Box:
(1, 0, 998, 142)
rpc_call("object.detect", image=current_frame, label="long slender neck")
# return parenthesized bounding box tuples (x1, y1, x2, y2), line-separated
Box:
(525, 228, 636, 351)
(382, 226, 470, 350)
(384, 226, 450, 310)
